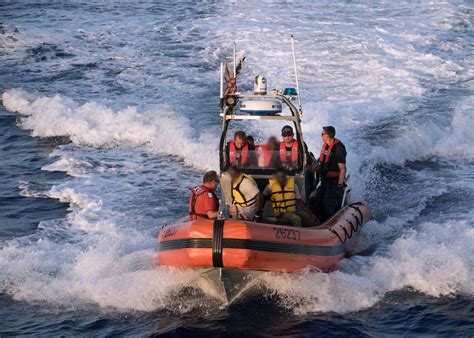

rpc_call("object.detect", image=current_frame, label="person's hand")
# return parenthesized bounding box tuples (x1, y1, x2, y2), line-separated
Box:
(314, 162, 321, 174)
(310, 213, 319, 226)
(229, 204, 237, 214)
(253, 214, 262, 223)
(336, 184, 345, 198)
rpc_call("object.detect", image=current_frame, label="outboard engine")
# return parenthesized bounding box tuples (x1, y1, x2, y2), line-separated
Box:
(254, 75, 267, 95)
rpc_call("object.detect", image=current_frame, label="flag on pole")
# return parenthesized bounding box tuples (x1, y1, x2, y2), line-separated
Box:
(224, 56, 245, 99)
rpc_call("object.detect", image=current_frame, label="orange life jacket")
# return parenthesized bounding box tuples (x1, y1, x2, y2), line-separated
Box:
(229, 140, 249, 165)
(256, 144, 273, 167)
(189, 185, 219, 220)
(279, 140, 298, 166)
(319, 138, 342, 179)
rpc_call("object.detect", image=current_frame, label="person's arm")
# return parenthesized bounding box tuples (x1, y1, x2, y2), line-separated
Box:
(338, 163, 346, 186)
(207, 210, 219, 219)
(303, 142, 313, 166)
(262, 185, 271, 200)
(253, 192, 263, 221)
(204, 194, 219, 219)
(297, 199, 314, 217)
(295, 185, 316, 219)
(335, 144, 347, 186)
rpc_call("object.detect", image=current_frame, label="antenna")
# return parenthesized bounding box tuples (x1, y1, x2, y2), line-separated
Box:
(219, 61, 224, 109)
(233, 42, 237, 77)
(290, 35, 302, 114)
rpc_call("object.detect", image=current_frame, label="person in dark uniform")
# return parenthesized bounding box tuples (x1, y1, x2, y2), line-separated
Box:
(315, 126, 347, 221)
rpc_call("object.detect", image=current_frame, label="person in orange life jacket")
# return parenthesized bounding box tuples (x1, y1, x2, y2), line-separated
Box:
(226, 130, 255, 167)
(262, 168, 318, 227)
(188, 171, 220, 221)
(280, 125, 317, 196)
(256, 136, 279, 168)
(314, 126, 347, 221)
(279, 125, 313, 169)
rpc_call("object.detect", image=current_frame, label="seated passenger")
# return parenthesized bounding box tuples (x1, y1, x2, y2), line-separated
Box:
(226, 130, 254, 167)
(228, 165, 261, 220)
(188, 171, 220, 221)
(246, 135, 255, 149)
(263, 168, 318, 227)
(279, 125, 299, 169)
(256, 136, 279, 168)
(279, 125, 314, 170)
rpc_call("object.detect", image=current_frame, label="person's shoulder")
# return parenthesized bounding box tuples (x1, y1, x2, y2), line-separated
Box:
(244, 175, 258, 186)
(336, 141, 346, 151)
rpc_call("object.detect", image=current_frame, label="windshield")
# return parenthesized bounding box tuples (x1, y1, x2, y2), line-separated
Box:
(224, 149, 303, 171)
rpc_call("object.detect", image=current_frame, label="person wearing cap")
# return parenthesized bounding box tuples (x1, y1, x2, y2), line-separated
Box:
(279, 125, 300, 169)
(315, 126, 347, 221)
(279, 125, 313, 170)
(188, 171, 220, 220)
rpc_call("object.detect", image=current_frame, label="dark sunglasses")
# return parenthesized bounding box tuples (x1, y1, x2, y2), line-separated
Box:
(282, 132, 293, 137)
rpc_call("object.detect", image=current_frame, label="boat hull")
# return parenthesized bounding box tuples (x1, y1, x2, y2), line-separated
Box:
(156, 202, 370, 272)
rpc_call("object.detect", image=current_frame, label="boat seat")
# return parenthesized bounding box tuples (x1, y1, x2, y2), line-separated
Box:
(220, 172, 232, 206)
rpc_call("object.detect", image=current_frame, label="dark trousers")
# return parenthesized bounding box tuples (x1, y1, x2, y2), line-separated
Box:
(315, 180, 342, 222)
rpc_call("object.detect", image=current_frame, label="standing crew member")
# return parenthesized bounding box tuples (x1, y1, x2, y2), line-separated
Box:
(188, 171, 220, 221)
(228, 165, 262, 220)
(262, 168, 318, 227)
(227, 130, 254, 167)
(315, 126, 347, 221)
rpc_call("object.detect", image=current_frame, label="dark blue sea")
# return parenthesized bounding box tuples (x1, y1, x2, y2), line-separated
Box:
(1, 1, 473, 336)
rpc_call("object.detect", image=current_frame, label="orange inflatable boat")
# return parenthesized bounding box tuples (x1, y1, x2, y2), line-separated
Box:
(157, 202, 370, 273)
(156, 54, 371, 303)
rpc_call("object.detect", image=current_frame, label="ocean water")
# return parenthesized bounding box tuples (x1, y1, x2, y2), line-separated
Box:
(1, 1, 473, 336)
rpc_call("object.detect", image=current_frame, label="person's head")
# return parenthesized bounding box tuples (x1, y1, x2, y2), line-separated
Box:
(246, 135, 255, 147)
(275, 168, 288, 186)
(203, 170, 219, 190)
(281, 125, 294, 143)
(266, 136, 279, 150)
(227, 165, 241, 181)
(234, 130, 247, 148)
(322, 126, 336, 144)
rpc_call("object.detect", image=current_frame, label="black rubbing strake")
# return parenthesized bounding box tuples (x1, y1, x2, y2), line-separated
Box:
(212, 219, 224, 267)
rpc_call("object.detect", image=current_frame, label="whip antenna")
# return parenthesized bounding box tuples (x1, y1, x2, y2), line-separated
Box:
(219, 61, 224, 109)
(233, 42, 237, 79)
(290, 35, 302, 115)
